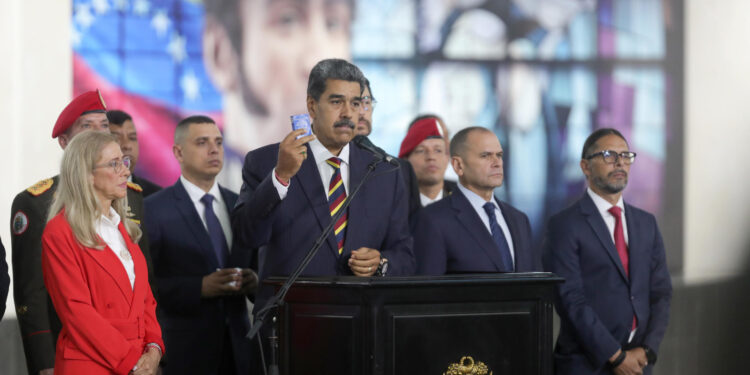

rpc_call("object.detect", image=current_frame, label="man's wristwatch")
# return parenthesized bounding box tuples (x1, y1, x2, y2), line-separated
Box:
(375, 258, 389, 277)
(642, 345, 657, 365)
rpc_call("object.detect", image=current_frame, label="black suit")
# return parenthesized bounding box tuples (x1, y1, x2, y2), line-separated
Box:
(145, 180, 252, 375)
(414, 187, 540, 275)
(0, 237, 9, 321)
(397, 157, 422, 230)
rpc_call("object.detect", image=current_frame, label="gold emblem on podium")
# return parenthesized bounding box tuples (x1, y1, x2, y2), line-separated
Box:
(443, 356, 493, 375)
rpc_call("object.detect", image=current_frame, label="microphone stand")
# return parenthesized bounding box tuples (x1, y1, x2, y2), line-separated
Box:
(247, 155, 387, 373)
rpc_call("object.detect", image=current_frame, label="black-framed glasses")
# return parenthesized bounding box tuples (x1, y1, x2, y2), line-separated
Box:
(585, 150, 636, 165)
(361, 96, 377, 112)
(94, 156, 131, 173)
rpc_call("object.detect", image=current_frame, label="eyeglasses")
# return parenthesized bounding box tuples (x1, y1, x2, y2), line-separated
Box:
(585, 150, 637, 165)
(94, 156, 131, 173)
(361, 96, 377, 112)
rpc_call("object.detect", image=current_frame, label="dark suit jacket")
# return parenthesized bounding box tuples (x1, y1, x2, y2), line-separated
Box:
(232, 142, 414, 312)
(443, 180, 458, 198)
(1, 237, 8, 321)
(543, 194, 672, 375)
(397, 157, 421, 231)
(414, 188, 539, 275)
(132, 174, 162, 198)
(144, 180, 252, 375)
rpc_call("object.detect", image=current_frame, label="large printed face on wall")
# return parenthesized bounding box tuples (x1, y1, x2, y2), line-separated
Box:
(204, 0, 352, 154)
(72, 0, 681, 270)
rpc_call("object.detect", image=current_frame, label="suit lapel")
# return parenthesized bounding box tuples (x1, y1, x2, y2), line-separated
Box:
(452, 191, 505, 271)
(173, 180, 219, 269)
(498, 199, 522, 271)
(624, 203, 644, 283)
(83, 236, 133, 303)
(119, 222, 145, 317)
(294, 144, 339, 256)
(580, 194, 629, 282)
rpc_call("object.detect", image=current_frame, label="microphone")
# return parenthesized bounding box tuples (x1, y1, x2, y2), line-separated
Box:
(353, 135, 399, 166)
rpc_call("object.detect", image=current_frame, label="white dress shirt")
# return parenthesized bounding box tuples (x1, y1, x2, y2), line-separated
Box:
(586, 188, 629, 245)
(96, 207, 135, 288)
(457, 182, 515, 265)
(420, 190, 443, 207)
(272, 138, 351, 200)
(181, 175, 233, 250)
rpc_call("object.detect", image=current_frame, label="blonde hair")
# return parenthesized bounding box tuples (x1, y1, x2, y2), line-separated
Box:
(48, 131, 142, 248)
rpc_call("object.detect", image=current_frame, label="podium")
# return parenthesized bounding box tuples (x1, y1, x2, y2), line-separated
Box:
(266, 272, 562, 375)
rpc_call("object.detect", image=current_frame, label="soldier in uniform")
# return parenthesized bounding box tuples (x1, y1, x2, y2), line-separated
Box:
(10, 90, 156, 375)
(107, 109, 162, 197)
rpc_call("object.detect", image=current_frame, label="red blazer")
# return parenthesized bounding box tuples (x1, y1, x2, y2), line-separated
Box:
(41, 211, 163, 374)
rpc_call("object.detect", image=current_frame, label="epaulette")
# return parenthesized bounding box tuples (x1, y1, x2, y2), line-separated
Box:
(26, 178, 54, 196)
(127, 181, 143, 192)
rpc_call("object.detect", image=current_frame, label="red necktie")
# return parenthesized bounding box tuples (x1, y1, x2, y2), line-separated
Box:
(608, 206, 636, 331)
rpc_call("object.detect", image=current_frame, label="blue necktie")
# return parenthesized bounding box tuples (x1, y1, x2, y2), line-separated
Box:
(483, 202, 514, 272)
(201, 194, 229, 268)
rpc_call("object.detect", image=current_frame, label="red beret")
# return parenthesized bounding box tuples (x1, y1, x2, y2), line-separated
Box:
(399, 117, 444, 158)
(51, 89, 107, 138)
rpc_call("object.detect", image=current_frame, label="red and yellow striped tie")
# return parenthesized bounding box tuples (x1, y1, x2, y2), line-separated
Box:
(327, 157, 348, 254)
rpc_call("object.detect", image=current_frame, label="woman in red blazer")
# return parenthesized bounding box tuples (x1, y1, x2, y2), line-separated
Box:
(41, 131, 163, 375)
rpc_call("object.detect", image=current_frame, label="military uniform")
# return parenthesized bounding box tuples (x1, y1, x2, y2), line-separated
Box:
(10, 177, 156, 374)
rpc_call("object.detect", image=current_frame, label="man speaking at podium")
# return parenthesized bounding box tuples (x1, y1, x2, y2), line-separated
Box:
(232, 58, 414, 312)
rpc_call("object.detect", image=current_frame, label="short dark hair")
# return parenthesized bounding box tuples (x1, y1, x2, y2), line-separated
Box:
(307, 59, 366, 101)
(363, 78, 374, 101)
(175, 115, 217, 144)
(581, 128, 628, 159)
(450, 126, 491, 157)
(106, 110, 133, 126)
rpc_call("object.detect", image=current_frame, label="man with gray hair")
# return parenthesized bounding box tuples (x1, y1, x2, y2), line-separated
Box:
(232, 58, 414, 317)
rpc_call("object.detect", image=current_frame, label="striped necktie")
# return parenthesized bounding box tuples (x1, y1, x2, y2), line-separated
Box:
(327, 157, 348, 254)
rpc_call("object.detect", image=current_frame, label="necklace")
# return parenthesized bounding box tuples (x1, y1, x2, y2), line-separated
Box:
(119, 249, 131, 261)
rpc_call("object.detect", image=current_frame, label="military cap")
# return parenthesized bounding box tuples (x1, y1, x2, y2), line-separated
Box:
(399, 117, 444, 158)
(51, 89, 107, 138)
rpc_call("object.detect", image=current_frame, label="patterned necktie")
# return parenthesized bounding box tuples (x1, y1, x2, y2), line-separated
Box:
(200, 194, 229, 268)
(327, 157, 348, 255)
(482, 202, 514, 272)
(609, 205, 636, 330)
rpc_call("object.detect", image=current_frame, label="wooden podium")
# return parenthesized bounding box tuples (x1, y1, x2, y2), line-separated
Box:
(266, 273, 562, 375)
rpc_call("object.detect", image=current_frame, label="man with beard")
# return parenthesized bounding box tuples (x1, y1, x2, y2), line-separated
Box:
(543, 128, 672, 375)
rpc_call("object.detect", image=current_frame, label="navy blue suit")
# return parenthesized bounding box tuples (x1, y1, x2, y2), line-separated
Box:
(144, 180, 252, 375)
(1, 237, 9, 320)
(232, 142, 414, 312)
(543, 194, 672, 375)
(413, 188, 540, 275)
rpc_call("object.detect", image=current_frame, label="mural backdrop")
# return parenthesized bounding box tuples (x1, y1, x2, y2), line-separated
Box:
(72, 0, 683, 250)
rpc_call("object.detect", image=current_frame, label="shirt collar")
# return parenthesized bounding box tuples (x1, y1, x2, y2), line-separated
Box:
(457, 181, 497, 212)
(99, 206, 121, 228)
(180, 175, 223, 205)
(309, 137, 350, 167)
(587, 187, 624, 216)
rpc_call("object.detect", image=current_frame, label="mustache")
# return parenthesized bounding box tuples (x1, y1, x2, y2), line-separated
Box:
(609, 169, 628, 177)
(334, 120, 355, 129)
